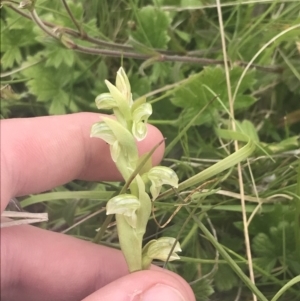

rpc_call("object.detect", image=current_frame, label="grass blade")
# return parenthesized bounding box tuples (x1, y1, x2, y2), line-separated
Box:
(270, 276, 300, 301)
(158, 130, 255, 199)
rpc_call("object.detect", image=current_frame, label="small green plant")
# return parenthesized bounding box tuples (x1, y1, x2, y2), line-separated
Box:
(90, 67, 181, 272)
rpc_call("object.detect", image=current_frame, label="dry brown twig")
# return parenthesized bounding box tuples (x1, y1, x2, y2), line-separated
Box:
(1, 198, 48, 228)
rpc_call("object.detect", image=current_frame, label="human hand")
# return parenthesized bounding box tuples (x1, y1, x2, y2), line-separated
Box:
(1, 113, 195, 301)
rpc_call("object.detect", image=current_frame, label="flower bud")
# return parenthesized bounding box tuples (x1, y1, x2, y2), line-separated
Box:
(105, 80, 131, 121)
(116, 67, 133, 106)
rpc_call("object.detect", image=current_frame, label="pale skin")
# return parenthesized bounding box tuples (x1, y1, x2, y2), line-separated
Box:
(1, 113, 195, 301)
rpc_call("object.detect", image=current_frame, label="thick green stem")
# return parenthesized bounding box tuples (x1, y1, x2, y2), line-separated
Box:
(114, 155, 151, 272)
(116, 214, 143, 272)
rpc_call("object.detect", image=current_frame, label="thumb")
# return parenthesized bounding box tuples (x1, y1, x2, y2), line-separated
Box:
(82, 270, 195, 301)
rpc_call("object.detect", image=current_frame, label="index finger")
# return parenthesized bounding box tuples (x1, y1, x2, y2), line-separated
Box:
(1, 113, 165, 212)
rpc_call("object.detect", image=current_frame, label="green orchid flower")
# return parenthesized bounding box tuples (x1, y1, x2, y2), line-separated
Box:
(145, 166, 179, 200)
(132, 103, 152, 141)
(90, 117, 138, 164)
(95, 93, 117, 110)
(106, 194, 140, 228)
(142, 237, 182, 269)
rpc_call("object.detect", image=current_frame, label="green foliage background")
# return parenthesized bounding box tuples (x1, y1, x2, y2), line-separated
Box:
(1, 1, 300, 300)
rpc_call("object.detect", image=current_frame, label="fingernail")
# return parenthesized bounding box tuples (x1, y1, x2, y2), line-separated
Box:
(141, 283, 187, 301)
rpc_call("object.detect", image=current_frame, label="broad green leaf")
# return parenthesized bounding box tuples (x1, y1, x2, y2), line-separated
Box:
(192, 278, 214, 301)
(269, 221, 296, 255)
(4, 8, 34, 31)
(1, 20, 36, 70)
(1, 47, 22, 69)
(244, 203, 295, 239)
(192, 218, 268, 301)
(130, 6, 171, 49)
(49, 90, 69, 114)
(171, 67, 224, 109)
(1, 8, 36, 50)
(46, 47, 75, 68)
(21, 57, 72, 107)
(252, 233, 275, 257)
(61, 1, 84, 26)
(40, 1, 85, 29)
(214, 265, 238, 292)
(170, 66, 256, 125)
(254, 257, 277, 279)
